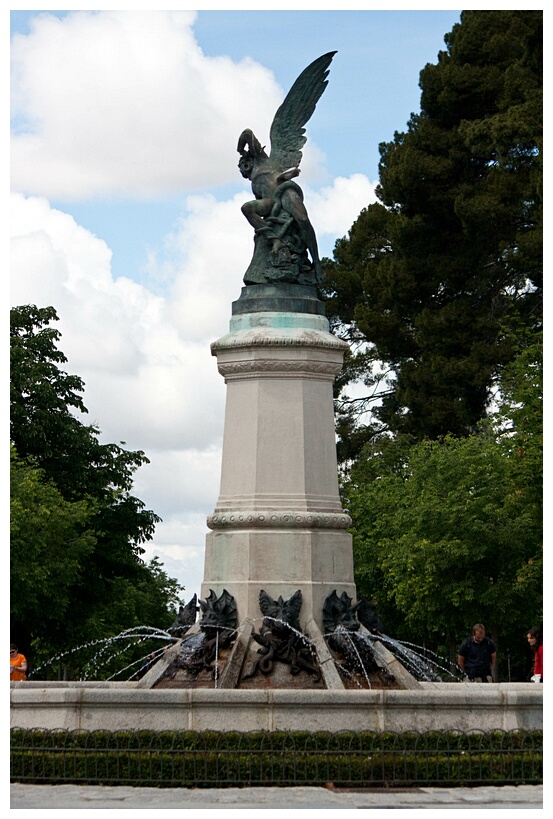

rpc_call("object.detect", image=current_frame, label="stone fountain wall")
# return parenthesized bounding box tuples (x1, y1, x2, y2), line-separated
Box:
(10, 682, 543, 733)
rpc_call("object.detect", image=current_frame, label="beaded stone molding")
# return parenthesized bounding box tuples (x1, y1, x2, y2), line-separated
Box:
(207, 510, 352, 530)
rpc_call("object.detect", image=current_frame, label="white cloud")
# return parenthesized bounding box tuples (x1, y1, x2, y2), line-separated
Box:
(134, 449, 223, 519)
(9, 12, 377, 596)
(10, 191, 227, 450)
(307, 174, 378, 239)
(134, 450, 224, 598)
(141, 514, 209, 601)
(11, 10, 285, 199)
(10, 191, 225, 593)
(9, 170, 375, 591)
(164, 191, 253, 339)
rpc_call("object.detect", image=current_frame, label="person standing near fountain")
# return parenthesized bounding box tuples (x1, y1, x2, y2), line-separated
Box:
(457, 624, 496, 682)
(527, 627, 543, 682)
(10, 644, 27, 681)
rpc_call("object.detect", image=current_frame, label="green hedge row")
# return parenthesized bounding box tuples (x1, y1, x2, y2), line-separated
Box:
(11, 730, 542, 788)
(11, 728, 543, 751)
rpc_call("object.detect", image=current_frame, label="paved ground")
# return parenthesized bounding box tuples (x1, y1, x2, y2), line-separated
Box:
(11, 783, 543, 809)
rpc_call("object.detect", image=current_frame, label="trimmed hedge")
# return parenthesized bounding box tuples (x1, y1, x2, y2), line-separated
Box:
(11, 729, 542, 788)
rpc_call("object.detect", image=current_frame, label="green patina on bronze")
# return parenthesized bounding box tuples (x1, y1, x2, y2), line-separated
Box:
(237, 52, 336, 288)
(232, 284, 325, 316)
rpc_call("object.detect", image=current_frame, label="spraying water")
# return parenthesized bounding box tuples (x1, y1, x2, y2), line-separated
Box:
(24, 587, 463, 688)
(29, 626, 178, 682)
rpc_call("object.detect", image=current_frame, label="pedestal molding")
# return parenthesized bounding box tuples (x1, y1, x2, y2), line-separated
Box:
(207, 510, 352, 530)
(217, 359, 342, 379)
(215, 492, 344, 508)
(212, 330, 348, 354)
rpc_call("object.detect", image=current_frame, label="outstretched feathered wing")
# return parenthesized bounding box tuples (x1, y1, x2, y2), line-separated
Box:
(269, 51, 336, 172)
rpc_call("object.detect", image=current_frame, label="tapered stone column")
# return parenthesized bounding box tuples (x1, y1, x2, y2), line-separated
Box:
(202, 285, 355, 631)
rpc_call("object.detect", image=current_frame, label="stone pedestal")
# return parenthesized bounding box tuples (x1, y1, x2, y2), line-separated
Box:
(202, 285, 356, 632)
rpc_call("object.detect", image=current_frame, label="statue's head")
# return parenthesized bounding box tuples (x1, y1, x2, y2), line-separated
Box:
(259, 589, 302, 636)
(199, 589, 238, 638)
(323, 590, 361, 635)
(237, 128, 267, 180)
(238, 153, 254, 179)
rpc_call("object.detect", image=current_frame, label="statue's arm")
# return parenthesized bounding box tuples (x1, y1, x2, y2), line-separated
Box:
(237, 128, 265, 158)
(276, 167, 300, 184)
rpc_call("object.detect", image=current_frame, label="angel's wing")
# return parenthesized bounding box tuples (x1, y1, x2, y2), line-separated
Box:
(269, 51, 336, 171)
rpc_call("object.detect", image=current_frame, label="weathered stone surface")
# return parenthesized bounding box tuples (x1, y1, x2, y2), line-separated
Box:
(303, 618, 345, 690)
(10, 684, 543, 733)
(203, 310, 355, 634)
(10, 783, 545, 810)
(217, 620, 254, 689)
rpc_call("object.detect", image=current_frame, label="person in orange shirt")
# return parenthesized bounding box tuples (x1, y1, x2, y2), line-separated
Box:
(10, 643, 27, 681)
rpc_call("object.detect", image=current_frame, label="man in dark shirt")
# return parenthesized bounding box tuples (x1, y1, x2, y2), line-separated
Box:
(457, 624, 497, 682)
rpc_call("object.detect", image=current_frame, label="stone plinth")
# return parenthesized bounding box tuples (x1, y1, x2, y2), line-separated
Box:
(202, 285, 355, 631)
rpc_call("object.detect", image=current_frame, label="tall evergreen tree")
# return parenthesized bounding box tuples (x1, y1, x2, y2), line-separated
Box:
(323, 10, 542, 447)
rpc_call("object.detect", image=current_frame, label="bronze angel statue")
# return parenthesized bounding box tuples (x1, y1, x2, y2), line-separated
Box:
(238, 52, 336, 286)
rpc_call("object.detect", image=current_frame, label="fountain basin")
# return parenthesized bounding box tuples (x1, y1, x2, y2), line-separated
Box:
(11, 683, 542, 733)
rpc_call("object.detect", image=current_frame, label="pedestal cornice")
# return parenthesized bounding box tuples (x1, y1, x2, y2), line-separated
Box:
(216, 358, 343, 380)
(211, 325, 349, 355)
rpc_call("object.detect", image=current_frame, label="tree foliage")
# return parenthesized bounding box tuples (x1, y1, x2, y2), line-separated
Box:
(10, 305, 183, 669)
(322, 10, 542, 448)
(344, 335, 542, 679)
(10, 446, 97, 629)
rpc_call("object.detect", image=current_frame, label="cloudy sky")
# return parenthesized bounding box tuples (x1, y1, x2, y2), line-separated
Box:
(10, 4, 469, 602)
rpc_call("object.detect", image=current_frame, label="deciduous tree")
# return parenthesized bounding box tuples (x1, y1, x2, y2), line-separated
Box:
(10, 305, 182, 671)
(345, 337, 542, 679)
